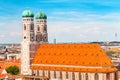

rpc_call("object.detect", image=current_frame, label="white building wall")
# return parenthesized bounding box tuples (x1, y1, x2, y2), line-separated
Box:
(45, 70, 48, 77)
(50, 71, 54, 80)
(34, 70, 116, 80)
(62, 71, 66, 80)
(56, 71, 60, 79)
(90, 73, 95, 80)
(75, 72, 79, 80)
(21, 17, 35, 75)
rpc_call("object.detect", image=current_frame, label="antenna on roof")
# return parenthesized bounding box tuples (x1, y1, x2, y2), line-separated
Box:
(54, 38, 56, 44)
(115, 33, 117, 41)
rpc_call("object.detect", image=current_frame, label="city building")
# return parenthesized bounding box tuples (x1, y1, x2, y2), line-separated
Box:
(20, 9, 117, 80)
(21, 9, 48, 75)
(31, 44, 117, 80)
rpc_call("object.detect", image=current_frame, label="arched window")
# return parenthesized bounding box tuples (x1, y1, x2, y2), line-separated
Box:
(66, 72, 68, 79)
(44, 27, 46, 31)
(24, 24, 26, 30)
(114, 72, 117, 80)
(106, 73, 110, 80)
(95, 73, 99, 80)
(38, 26, 40, 31)
(54, 71, 56, 78)
(86, 73, 88, 80)
(72, 72, 75, 80)
(31, 25, 33, 30)
(48, 71, 50, 78)
(79, 72, 81, 80)
(60, 71, 62, 79)
(43, 70, 45, 76)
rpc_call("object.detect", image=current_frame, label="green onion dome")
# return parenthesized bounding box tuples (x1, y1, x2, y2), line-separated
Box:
(36, 11, 47, 19)
(22, 9, 34, 17)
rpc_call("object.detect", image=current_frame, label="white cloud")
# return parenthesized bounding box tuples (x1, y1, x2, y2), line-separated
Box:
(0, 10, 120, 43)
(48, 11, 120, 43)
(50, 11, 120, 22)
(10, 32, 21, 36)
(0, 35, 5, 38)
(0, 20, 21, 43)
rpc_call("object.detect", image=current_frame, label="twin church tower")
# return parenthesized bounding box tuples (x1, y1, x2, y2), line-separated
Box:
(21, 9, 48, 75)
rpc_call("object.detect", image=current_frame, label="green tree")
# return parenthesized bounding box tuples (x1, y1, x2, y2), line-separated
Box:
(5, 66, 19, 75)
(106, 51, 115, 56)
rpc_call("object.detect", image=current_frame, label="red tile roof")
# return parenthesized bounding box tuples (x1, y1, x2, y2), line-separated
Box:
(0, 57, 20, 78)
(31, 44, 117, 72)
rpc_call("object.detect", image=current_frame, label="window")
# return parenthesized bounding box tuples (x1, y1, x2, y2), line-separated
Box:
(38, 26, 40, 31)
(24, 36, 26, 39)
(60, 71, 62, 79)
(44, 27, 47, 31)
(72, 72, 75, 80)
(54, 71, 56, 78)
(106, 73, 110, 80)
(86, 73, 88, 80)
(31, 36, 34, 40)
(43, 70, 45, 76)
(37, 70, 39, 76)
(24, 24, 26, 30)
(114, 72, 117, 80)
(79, 72, 81, 80)
(48, 71, 50, 78)
(31, 25, 33, 30)
(66, 72, 68, 79)
(95, 73, 99, 80)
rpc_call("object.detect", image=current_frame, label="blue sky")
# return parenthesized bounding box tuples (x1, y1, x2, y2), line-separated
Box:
(0, 0, 120, 43)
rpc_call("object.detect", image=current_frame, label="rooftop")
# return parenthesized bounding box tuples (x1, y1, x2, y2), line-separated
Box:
(31, 43, 117, 72)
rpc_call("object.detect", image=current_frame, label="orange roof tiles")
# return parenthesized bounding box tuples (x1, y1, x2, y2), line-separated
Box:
(0, 58, 20, 78)
(31, 44, 117, 72)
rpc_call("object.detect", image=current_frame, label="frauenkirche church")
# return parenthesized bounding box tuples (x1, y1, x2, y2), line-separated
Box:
(21, 9, 117, 80)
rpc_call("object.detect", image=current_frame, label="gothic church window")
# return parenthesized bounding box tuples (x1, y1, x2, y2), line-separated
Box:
(38, 26, 40, 31)
(48, 71, 50, 78)
(42, 70, 45, 76)
(54, 71, 56, 78)
(66, 72, 68, 79)
(86, 73, 88, 80)
(79, 72, 81, 80)
(95, 73, 99, 80)
(72, 72, 75, 80)
(37, 70, 39, 76)
(44, 27, 46, 31)
(114, 72, 117, 80)
(31, 25, 33, 30)
(106, 73, 110, 80)
(60, 71, 62, 79)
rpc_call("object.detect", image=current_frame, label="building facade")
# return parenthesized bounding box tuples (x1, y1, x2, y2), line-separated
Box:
(31, 44, 117, 80)
(21, 9, 117, 80)
(21, 9, 48, 75)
